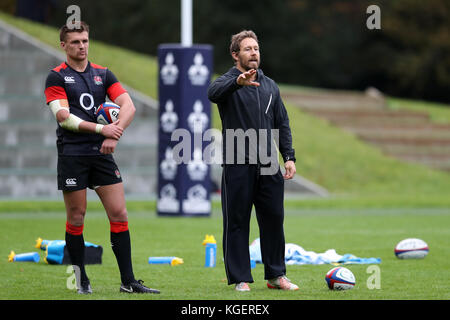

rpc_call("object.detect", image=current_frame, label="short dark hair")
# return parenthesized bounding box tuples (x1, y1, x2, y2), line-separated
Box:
(229, 30, 258, 56)
(59, 21, 89, 42)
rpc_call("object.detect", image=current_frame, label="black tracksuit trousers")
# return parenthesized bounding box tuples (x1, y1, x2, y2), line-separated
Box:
(221, 164, 286, 285)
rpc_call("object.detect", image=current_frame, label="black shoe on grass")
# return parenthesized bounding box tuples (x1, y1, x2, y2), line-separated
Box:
(120, 279, 160, 294)
(77, 280, 92, 294)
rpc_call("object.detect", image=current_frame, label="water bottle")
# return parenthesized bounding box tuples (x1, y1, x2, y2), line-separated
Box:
(148, 256, 184, 266)
(8, 251, 40, 263)
(205, 243, 217, 267)
(203, 235, 217, 267)
(35, 237, 51, 250)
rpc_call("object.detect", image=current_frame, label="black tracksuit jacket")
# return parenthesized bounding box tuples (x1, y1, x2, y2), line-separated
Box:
(207, 67, 295, 165)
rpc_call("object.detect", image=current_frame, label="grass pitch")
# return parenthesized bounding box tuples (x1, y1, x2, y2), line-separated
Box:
(0, 12, 449, 302)
(1, 201, 449, 300)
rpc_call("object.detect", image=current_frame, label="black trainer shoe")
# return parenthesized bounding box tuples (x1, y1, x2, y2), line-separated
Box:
(120, 279, 160, 294)
(77, 280, 92, 294)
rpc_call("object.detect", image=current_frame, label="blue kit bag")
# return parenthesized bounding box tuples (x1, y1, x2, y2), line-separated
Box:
(36, 238, 103, 265)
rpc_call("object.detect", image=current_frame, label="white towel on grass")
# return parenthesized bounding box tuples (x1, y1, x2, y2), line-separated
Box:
(249, 238, 381, 265)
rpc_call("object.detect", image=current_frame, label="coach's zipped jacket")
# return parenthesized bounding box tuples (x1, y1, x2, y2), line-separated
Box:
(208, 67, 295, 166)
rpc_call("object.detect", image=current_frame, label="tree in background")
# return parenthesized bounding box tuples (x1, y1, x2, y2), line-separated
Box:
(365, 0, 450, 102)
(4, 0, 447, 103)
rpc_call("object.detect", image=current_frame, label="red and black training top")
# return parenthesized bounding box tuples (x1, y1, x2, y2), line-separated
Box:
(44, 61, 127, 156)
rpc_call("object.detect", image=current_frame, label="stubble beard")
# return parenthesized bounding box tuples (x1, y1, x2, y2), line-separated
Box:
(239, 56, 260, 71)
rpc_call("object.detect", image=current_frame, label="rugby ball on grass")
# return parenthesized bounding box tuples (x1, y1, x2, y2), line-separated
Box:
(395, 238, 428, 259)
(95, 102, 120, 125)
(325, 267, 355, 290)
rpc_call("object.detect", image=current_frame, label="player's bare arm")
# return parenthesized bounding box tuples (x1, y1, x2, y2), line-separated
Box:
(100, 93, 136, 155)
(48, 98, 123, 139)
(113, 92, 136, 130)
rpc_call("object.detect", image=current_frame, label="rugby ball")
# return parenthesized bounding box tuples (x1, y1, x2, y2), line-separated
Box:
(95, 102, 120, 125)
(395, 238, 428, 259)
(325, 267, 355, 290)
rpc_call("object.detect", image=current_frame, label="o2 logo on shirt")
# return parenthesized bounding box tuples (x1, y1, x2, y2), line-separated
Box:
(79, 93, 94, 111)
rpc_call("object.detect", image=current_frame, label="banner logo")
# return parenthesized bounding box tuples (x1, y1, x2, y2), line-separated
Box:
(157, 184, 180, 213)
(161, 52, 179, 85)
(160, 100, 179, 133)
(188, 53, 209, 86)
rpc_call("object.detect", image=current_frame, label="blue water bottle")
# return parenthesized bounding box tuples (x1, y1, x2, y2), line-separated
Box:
(35, 237, 51, 250)
(148, 256, 184, 266)
(205, 243, 217, 267)
(203, 235, 216, 268)
(8, 251, 40, 263)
